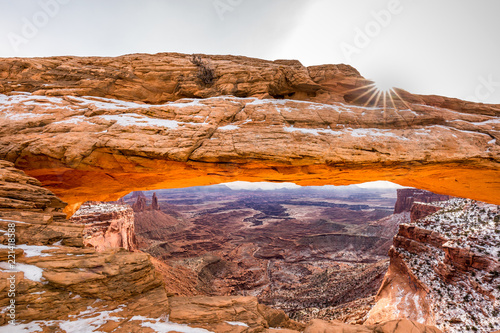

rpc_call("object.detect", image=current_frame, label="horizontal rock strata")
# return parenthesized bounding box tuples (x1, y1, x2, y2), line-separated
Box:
(70, 201, 137, 251)
(368, 199, 500, 332)
(0, 53, 497, 212)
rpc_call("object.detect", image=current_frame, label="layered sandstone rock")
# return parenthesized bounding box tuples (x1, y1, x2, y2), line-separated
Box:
(305, 318, 442, 333)
(70, 201, 137, 251)
(410, 202, 444, 223)
(0, 160, 82, 247)
(368, 199, 500, 332)
(0, 139, 442, 332)
(131, 192, 161, 212)
(0, 161, 311, 332)
(365, 189, 449, 258)
(0, 54, 498, 213)
(168, 296, 304, 332)
(0, 54, 356, 105)
(132, 196, 148, 212)
(0, 161, 170, 330)
(151, 192, 160, 211)
(0, 53, 494, 332)
(394, 189, 450, 214)
(0, 160, 66, 217)
(1, 53, 498, 115)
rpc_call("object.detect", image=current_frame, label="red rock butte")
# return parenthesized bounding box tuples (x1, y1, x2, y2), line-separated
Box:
(0, 52, 498, 214)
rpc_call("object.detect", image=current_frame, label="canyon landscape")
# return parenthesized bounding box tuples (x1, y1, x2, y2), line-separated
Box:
(0, 52, 499, 333)
(125, 185, 398, 314)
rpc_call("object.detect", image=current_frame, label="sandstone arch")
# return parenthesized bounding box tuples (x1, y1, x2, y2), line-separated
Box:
(0, 53, 498, 214)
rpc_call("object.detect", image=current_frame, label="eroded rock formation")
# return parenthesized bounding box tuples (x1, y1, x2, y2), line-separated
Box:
(70, 201, 137, 251)
(168, 296, 304, 332)
(151, 192, 160, 211)
(394, 189, 451, 214)
(0, 53, 497, 214)
(368, 198, 500, 332)
(0, 53, 493, 332)
(131, 192, 161, 212)
(394, 188, 450, 214)
(0, 161, 169, 330)
(132, 196, 147, 212)
(0, 161, 310, 332)
(304, 318, 442, 333)
(410, 202, 444, 223)
(1, 160, 442, 332)
(126, 187, 397, 316)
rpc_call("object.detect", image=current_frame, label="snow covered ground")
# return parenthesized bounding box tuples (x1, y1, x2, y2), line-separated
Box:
(7, 306, 214, 333)
(397, 198, 500, 333)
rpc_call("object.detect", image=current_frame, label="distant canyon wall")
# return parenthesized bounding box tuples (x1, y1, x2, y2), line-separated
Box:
(394, 189, 451, 214)
(70, 201, 137, 252)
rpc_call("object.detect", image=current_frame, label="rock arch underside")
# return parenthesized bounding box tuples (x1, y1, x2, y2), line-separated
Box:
(0, 53, 499, 332)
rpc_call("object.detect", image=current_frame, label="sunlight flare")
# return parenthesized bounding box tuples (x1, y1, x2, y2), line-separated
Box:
(345, 78, 414, 121)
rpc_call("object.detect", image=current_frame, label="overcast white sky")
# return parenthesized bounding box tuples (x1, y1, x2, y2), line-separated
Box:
(1, 0, 499, 103)
(223, 181, 405, 190)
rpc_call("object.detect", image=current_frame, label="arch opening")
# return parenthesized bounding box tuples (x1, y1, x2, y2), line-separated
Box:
(67, 178, 500, 331)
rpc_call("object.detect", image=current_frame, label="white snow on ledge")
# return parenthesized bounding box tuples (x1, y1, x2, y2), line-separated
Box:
(0, 244, 56, 257)
(130, 316, 214, 333)
(52, 115, 88, 125)
(283, 126, 342, 136)
(50, 113, 211, 129)
(53, 95, 203, 111)
(349, 128, 409, 140)
(0, 93, 204, 112)
(4, 305, 215, 333)
(97, 113, 182, 129)
(218, 124, 240, 131)
(225, 321, 249, 327)
(0, 92, 365, 117)
(283, 125, 410, 140)
(0, 262, 44, 282)
(1, 112, 48, 121)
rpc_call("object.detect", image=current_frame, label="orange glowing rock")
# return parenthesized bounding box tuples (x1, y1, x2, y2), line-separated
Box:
(0, 53, 497, 216)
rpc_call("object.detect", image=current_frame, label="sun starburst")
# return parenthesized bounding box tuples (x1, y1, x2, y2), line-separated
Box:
(344, 79, 413, 122)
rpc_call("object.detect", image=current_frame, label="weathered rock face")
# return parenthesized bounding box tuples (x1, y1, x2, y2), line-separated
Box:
(368, 199, 500, 332)
(131, 192, 161, 212)
(1, 53, 498, 116)
(168, 296, 304, 332)
(0, 160, 66, 216)
(0, 53, 498, 213)
(304, 318, 442, 333)
(151, 192, 160, 211)
(0, 149, 442, 332)
(0, 161, 169, 330)
(0, 160, 82, 247)
(410, 202, 444, 224)
(0, 53, 493, 333)
(394, 189, 450, 214)
(70, 201, 137, 251)
(0, 54, 358, 105)
(0, 160, 300, 332)
(132, 196, 148, 212)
